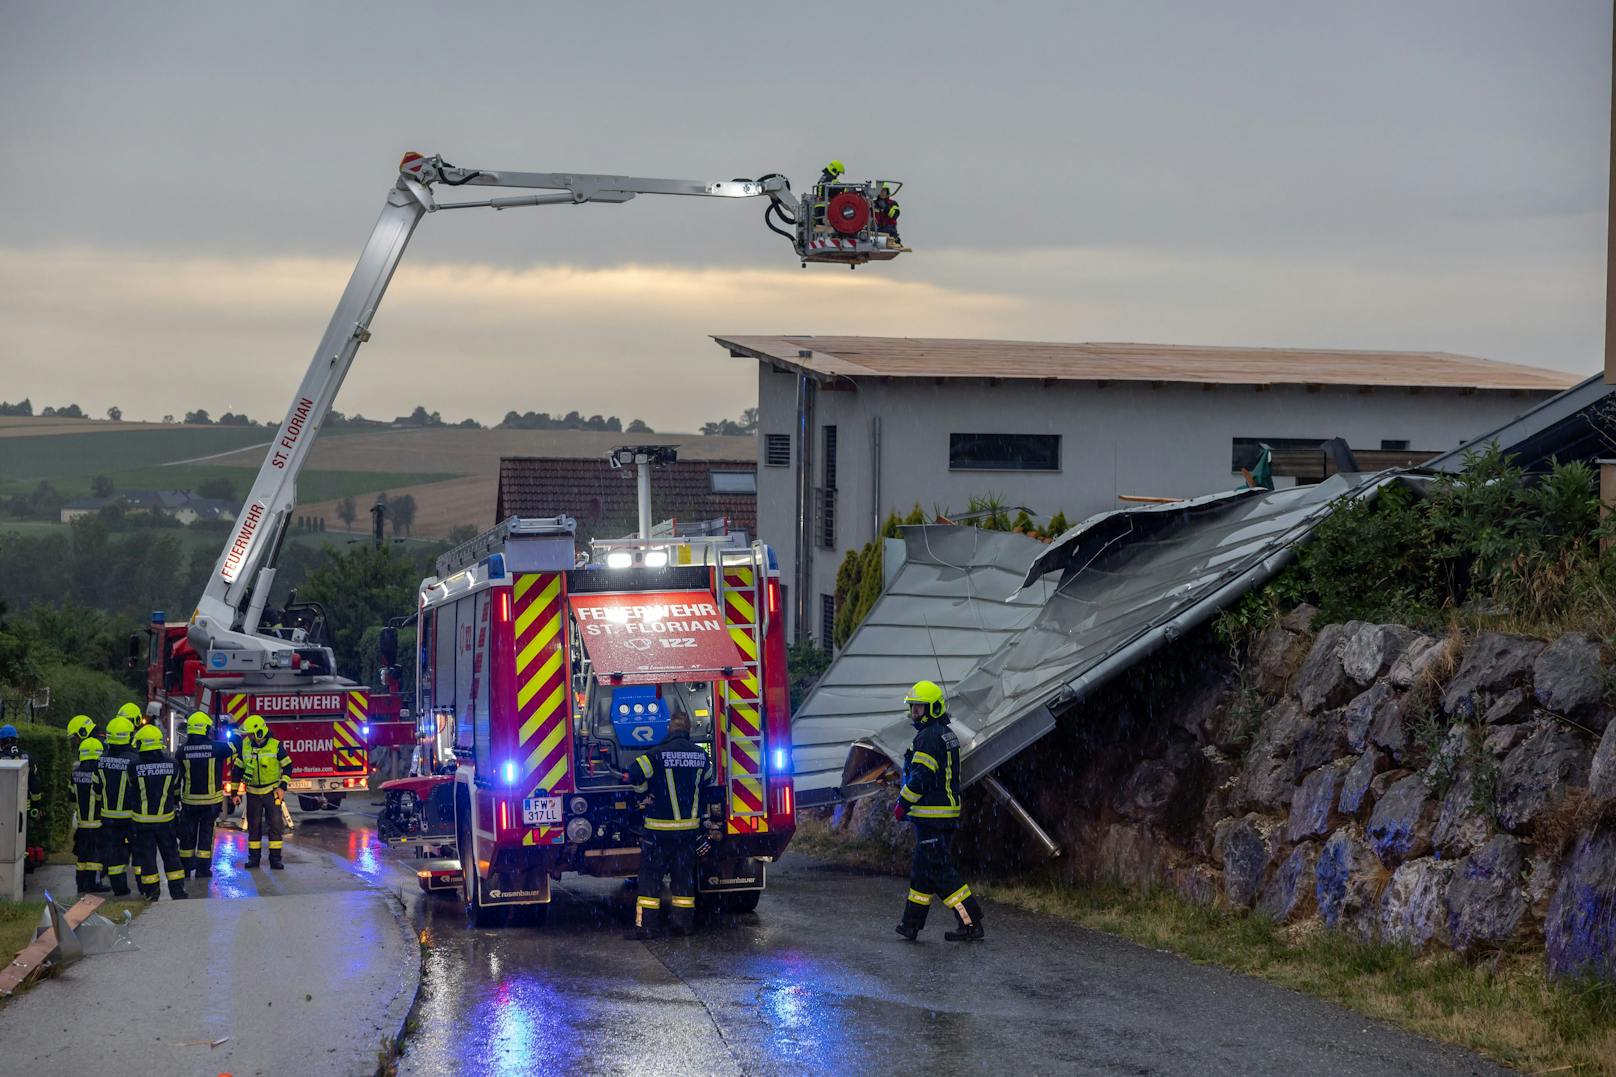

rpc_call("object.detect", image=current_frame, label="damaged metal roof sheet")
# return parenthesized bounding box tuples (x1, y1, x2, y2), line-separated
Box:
(831, 474, 1399, 802)
(1423, 373, 1613, 474)
(789, 527, 1056, 805)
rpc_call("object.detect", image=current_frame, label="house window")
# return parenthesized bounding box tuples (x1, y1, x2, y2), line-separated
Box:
(710, 471, 757, 495)
(948, 433, 1060, 471)
(764, 434, 791, 467)
(1380, 439, 1410, 452)
(822, 425, 838, 489)
(819, 593, 836, 649)
(817, 487, 836, 549)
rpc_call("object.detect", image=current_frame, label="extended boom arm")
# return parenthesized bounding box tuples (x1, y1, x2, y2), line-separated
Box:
(189, 154, 795, 675)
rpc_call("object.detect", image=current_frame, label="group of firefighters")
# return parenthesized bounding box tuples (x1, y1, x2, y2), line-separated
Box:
(63, 703, 294, 899)
(47, 679, 981, 942)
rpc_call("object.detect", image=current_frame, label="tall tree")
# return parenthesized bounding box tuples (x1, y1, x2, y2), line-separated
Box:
(336, 495, 358, 530)
(106, 405, 123, 422)
(390, 494, 417, 537)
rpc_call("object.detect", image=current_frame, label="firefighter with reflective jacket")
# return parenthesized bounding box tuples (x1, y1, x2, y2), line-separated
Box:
(894, 681, 986, 942)
(131, 724, 187, 900)
(233, 714, 292, 869)
(177, 711, 231, 878)
(67, 713, 96, 753)
(0, 724, 42, 823)
(627, 711, 713, 939)
(71, 737, 110, 895)
(96, 715, 138, 896)
(874, 185, 901, 242)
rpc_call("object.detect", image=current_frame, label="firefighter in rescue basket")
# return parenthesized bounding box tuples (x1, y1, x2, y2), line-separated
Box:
(626, 711, 714, 939)
(894, 681, 986, 942)
(233, 714, 294, 870)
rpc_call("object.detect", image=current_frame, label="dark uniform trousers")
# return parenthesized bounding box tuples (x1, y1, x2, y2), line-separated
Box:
(177, 803, 218, 873)
(244, 791, 284, 865)
(637, 833, 699, 932)
(73, 823, 104, 891)
(100, 820, 132, 896)
(133, 822, 186, 898)
(902, 824, 981, 932)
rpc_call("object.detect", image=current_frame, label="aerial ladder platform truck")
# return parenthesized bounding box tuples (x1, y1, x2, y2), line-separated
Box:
(143, 151, 903, 899)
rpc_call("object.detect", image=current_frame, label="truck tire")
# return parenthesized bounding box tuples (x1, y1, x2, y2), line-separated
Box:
(458, 803, 504, 928)
(325, 794, 344, 810)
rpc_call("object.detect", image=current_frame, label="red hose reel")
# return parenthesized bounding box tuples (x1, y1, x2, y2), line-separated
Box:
(827, 191, 870, 235)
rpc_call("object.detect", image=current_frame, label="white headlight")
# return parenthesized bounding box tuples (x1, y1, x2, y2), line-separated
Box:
(644, 550, 668, 568)
(565, 817, 594, 844)
(605, 551, 633, 569)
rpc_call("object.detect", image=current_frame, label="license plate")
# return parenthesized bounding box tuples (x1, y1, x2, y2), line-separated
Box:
(522, 796, 562, 826)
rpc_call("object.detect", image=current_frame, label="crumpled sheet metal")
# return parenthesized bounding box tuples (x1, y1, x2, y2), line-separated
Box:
(848, 474, 1398, 794)
(790, 526, 1054, 805)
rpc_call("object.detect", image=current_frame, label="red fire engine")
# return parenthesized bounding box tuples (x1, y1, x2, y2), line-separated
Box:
(380, 515, 795, 921)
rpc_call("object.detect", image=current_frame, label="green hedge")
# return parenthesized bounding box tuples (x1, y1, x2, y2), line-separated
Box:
(38, 662, 133, 731)
(14, 722, 71, 852)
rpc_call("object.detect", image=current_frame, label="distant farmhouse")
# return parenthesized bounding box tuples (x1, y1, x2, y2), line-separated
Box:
(60, 490, 238, 525)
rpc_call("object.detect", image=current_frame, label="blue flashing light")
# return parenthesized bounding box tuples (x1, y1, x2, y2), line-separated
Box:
(503, 761, 518, 785)
(151, 610, 166, 624)
(772, 748, 789, 774)
(361, 724, 371, 737)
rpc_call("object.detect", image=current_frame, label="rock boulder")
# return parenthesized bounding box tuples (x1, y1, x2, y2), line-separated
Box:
(1591, 719, 1616, 804)
(1432, 772, 1492, 858)
(1379, 857, 1454, 949)
(1445, 835, 1527, 952)
(1257, 841, 1319, 923)
(1483, 687, 1534, 726)
(1221, 814, 1272, 908)
(1533, 633, 1604, 719)
(1344, 683, 1400, 755)
(1544, 830, 1616, 982)
(1289, 760, 1351, 843)
(1251, 622, 1308, 699)
(1114, 758, 1180, 822)
(1442, 633, 1545, 718)
(1316, 827, 1381, 937)
(1343, 623, 1417, 685)
(1388, 634, 1446, 690)
(1297, 622, 1362, 714)
(1366, 773, 1437, 866)
(1290, 707, 1352, 779)
(1339, 750, 1386, 817)
(1495, 723, 1592, 832)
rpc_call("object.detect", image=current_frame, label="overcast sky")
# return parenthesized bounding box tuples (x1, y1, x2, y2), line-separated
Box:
(1, 1, 1610, 431)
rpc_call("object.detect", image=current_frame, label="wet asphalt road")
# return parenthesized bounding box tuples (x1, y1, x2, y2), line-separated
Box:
(290, 804, 1507, 1077)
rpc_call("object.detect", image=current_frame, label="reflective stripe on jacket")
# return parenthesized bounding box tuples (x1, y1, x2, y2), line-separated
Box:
(72, 760, 102, 828)
(232, 736, 293, 794)
(631, 734, 714, 832)
(97, 747, 138, 819)
(899, 719, 962, 824)
(132, 751, 179, 824)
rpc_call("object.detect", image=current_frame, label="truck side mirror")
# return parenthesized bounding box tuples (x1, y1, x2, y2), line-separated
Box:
(127, 633, 143, 670)
(379, 626, 398, 667)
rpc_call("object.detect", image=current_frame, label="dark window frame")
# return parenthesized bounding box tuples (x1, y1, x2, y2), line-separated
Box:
(709, 470, 757, 495)
(948, 432, 1061, 472)
(819, 592, 836, 649)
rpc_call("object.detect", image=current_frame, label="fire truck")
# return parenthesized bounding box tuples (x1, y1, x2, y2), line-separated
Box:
(153, 152, 900, 840)
(381, 510, 794, 921)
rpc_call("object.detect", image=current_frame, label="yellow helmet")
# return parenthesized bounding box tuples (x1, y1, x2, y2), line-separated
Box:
(78, 737, 105, 762)
(105, 716, 135, 745)
(133, 725, 163, 751)
(186, 711, 213, 737)
(905, 680, 946, 722)
(825, 159, 845, 177)
(116, 702, 142, 722)
(67, 714, 95, 738)
(241, 714, 269, 739)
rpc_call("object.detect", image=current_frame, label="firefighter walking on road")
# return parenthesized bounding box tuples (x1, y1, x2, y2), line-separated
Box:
(233, 714, 292, 870)
(71, 737, 109, 896)
(627, 711, 713, 939)
(96, 715, 138, 896)
(894, 681, 986, 942)
(177, 711, 231, 878)
(131, 725, 188, 900)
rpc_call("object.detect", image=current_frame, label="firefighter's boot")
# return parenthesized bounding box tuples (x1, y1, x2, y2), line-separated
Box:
(76, 869, 108, 895)
(896, 891, 931, 941)
(944, 895, 986, 942)
(244, 855, 261, 869)
(169, 879, 189, 900)
(269, 852, 285, 870)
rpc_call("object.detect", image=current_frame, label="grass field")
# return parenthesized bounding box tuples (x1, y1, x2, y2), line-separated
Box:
(0, 426, 274, 483)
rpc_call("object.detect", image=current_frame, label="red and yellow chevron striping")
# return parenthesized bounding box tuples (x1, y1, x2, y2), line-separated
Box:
(224, 692, 251, 724)
(719, 566, 768, 835)
(512, 573, 572, 844)
(333, 717, 366, 771)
